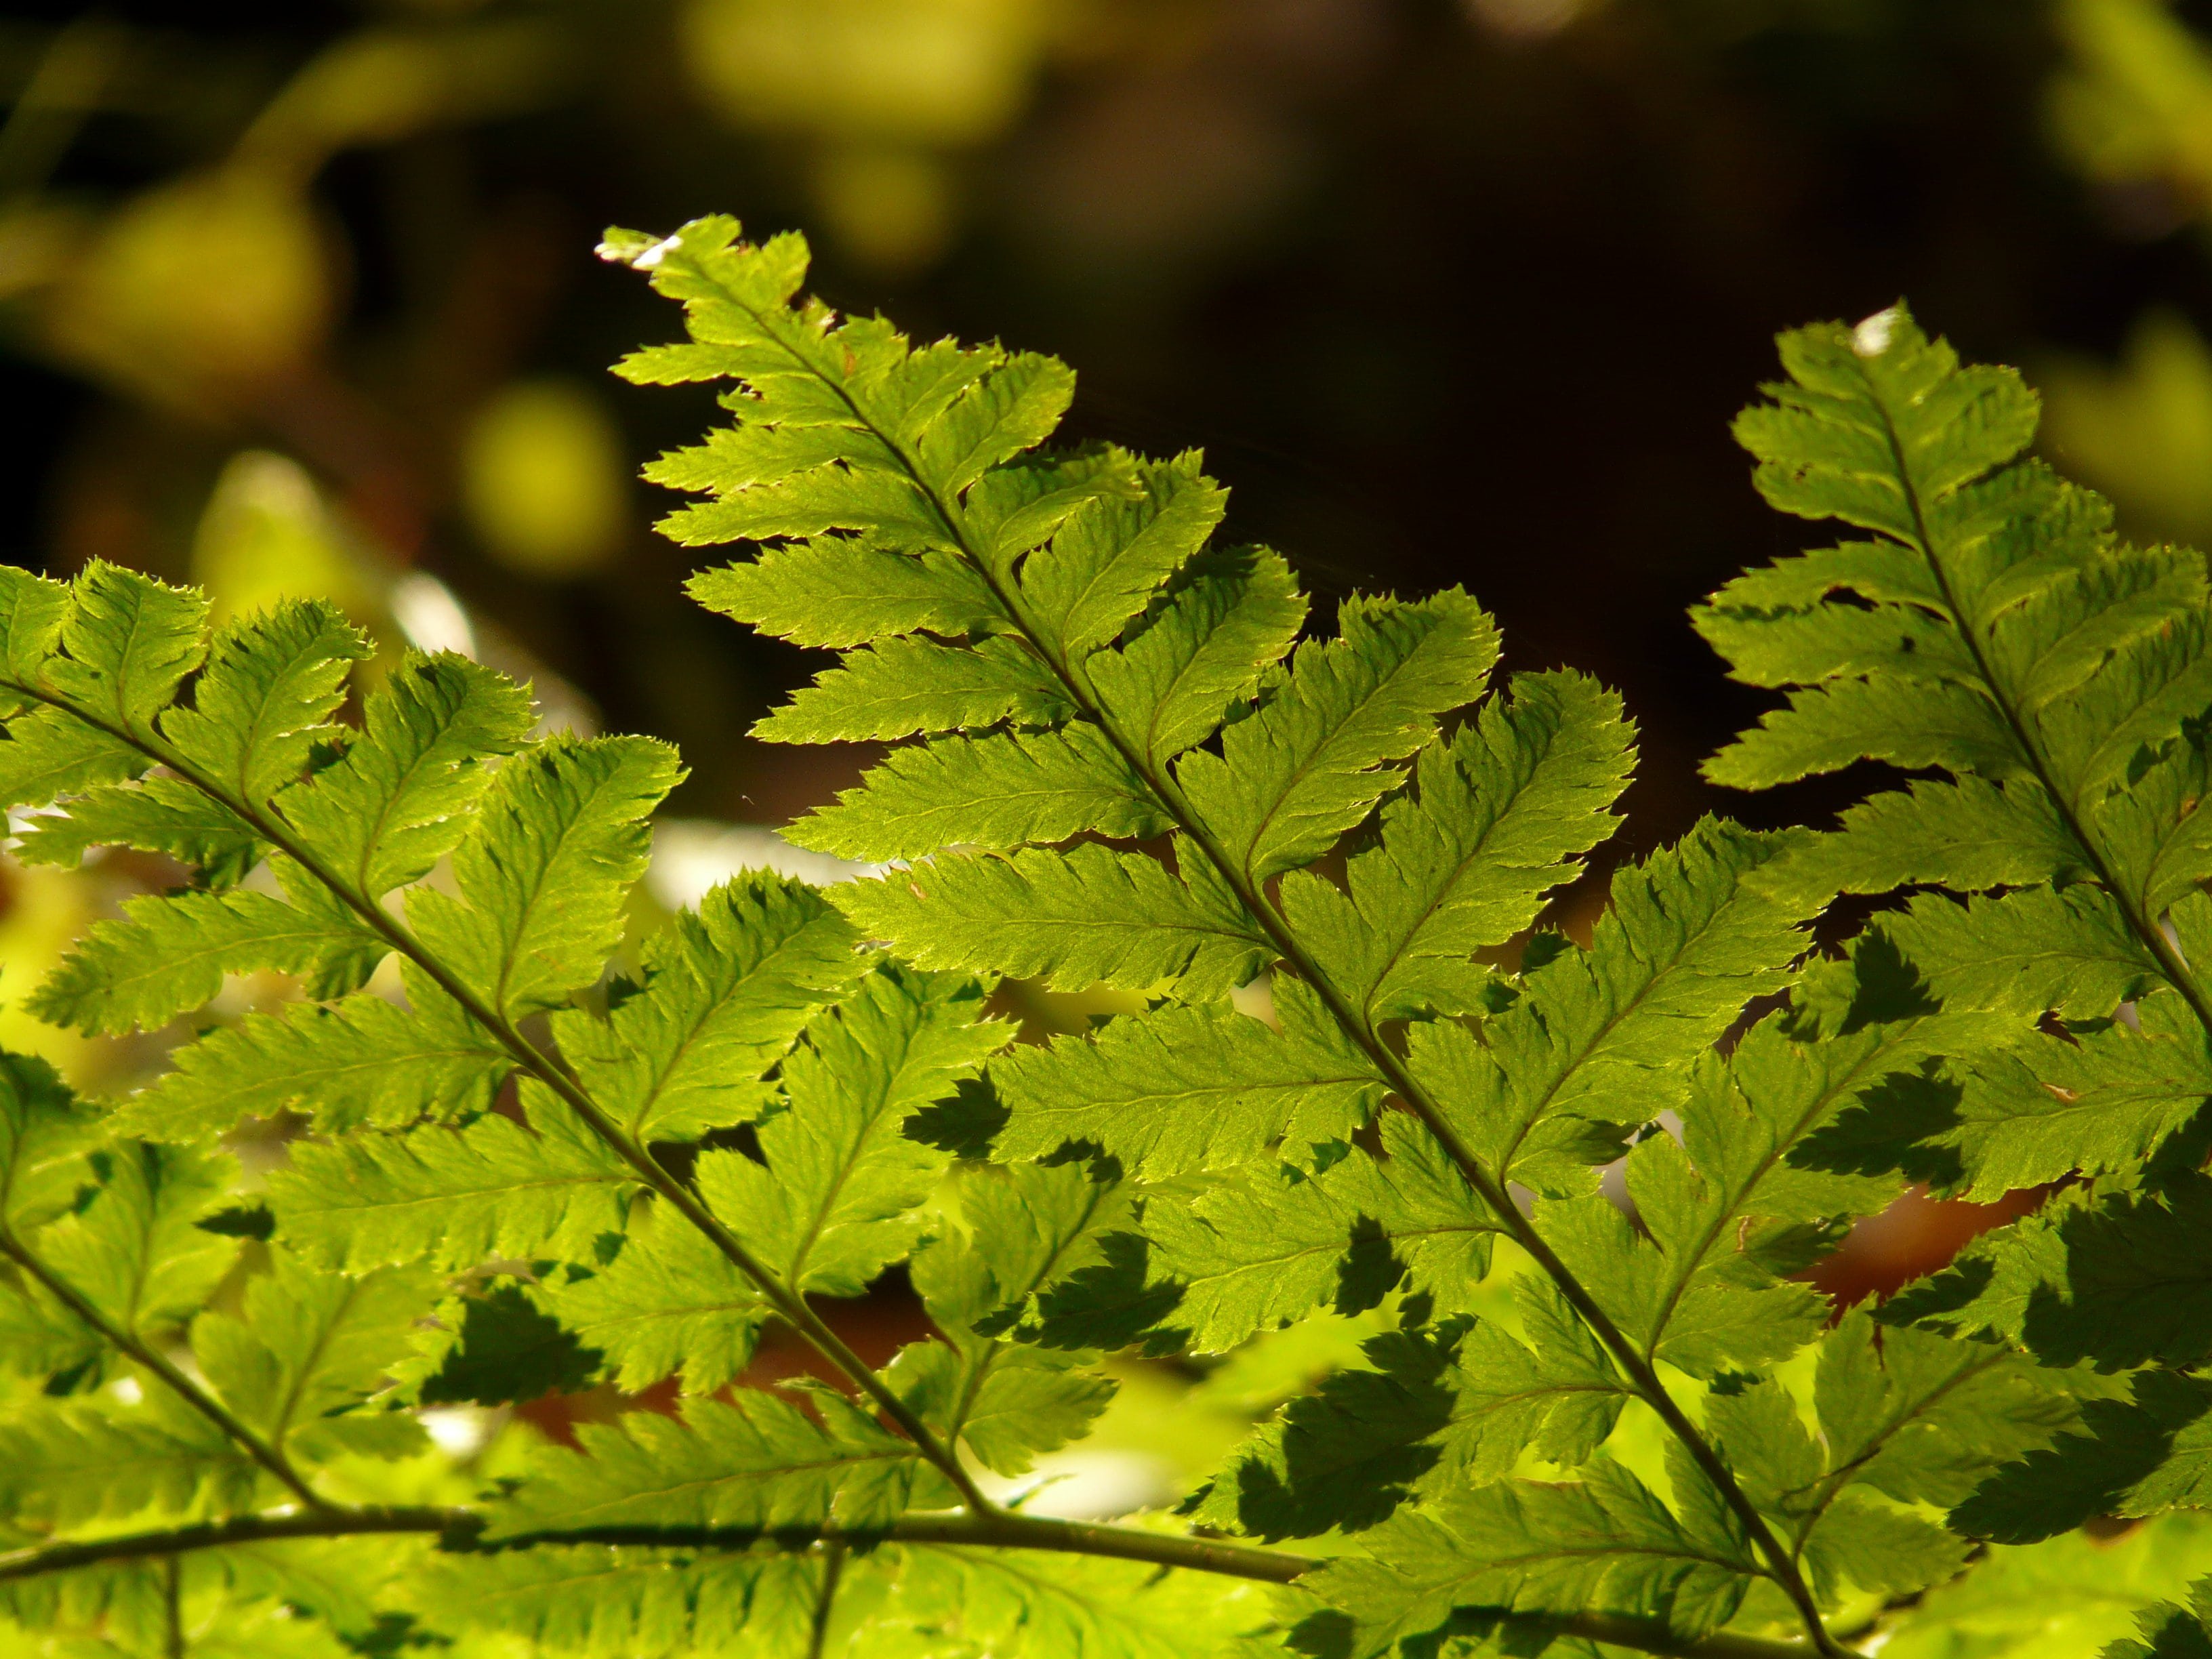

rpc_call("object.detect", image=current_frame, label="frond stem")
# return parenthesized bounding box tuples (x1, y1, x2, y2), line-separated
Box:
(0, 1224, 326, 1511)
(806, 1539, 846, 1659)
(0, 674, 994, 1517)
(0, 1504, 1850, 1656)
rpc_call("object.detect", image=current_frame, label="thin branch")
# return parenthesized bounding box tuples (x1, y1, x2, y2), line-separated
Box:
(0, 1505, 1847, 1658)
(707, 277, 1847, 1656)
(0, 1227, 326, 1511)
(161, 1553, 184, 1659)
(806, 1540, 846, 1659)
(0, 672, 994, 1517)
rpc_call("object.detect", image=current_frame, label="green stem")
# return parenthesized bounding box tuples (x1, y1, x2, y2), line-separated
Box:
(806, 1539, 845, 1659)
(716, 281, 1845, 1656)
(162, 1553, 184, 1659)
(0, 1506, 1847, 1658)
(0, 674, 994, 1517)
(0, 1227, 325, 1511)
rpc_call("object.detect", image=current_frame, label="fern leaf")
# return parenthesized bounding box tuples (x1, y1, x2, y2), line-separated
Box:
(191, 1255, 434, 1466)
(15, 772, 266, 886)
(1031, 1115, 1496, 1355)
(1302, 1459, 1757, 1658)
(1884, 1176, 2212, 1371)
(1191, 1283, 1625, 1542)
(547, 968, 1000, 1391)
(689, 535, 1002, 649)
(753, 634, 1073, 744)
(405, 734, 682, 1019)
(485, 1390, 935, 1541)
(1288, 669, 1633, 1023)
(0, 1395, 245, 1525)
(279, 651, 535, 897)
(888, 1544, 1283, 1659)
(833, 840, 1269, 998)
(0, 563, 69, 712)
(417, 1544, 824, 1659)
(1538, 980, 1932, 1380)
(1176, 590, 1500, 886)
(1015, 453, 1225, 660)
(28, 884, 380, 1036)
(159, 598, 367, 804)
(536, 1198, 773, 1394)
(893, 1165, 1119, 1476)
(1089, 546, 1307, 771)
(265, 1098, 634, 1272)
(987, 977, 1385, 1178)
(1927, 991, 2212, 1197)
(35, 1142, 235, 1345)
(45, 560, 208, 739)
(790, 720, 1168, 861)
(0, 1051, 96, 1231)
(110, 968, 512, 1139)
(1404, 819, 1812, 1194)
(552, 872, 866, 1144)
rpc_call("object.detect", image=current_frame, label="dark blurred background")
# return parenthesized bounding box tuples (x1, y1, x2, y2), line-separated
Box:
(4, 0, 2211, 861)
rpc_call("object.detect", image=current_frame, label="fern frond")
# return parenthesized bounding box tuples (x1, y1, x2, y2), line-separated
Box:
(617, 216, 1868, 1655)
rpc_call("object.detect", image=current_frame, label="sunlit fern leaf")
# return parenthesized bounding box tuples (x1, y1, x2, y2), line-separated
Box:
(538, 967, 1002, 1393)
(0, 1051, 96, 1234)
(1881, 1175, 2212, 1372)
(1027, 1114, 1498, 1357)
(752, 633, 1074, 744)
(265, 1099, 636, 1273)
(108, 966, 512, 1139)
(1296, 1458, 1759, 1659)
(0, 1394, 246, 1525)
(835, 839, 1271, 998)
(1402, 820, 1815, 1197)
(29, 1143, 234, 1351)
(279, 649, 535, 898)
(191, 1254, 435, 1467)
(405, 733, 682, 1022)
(1286, 669, 1635, 1026)
(790, 718, 1170, 860)
(550, 872, 867, 1144)
(1187, 1282, 1625, 1542)
(415, 1544, 828, 1659)
(892, 1165, 1120, 1477)
(987, 977, 1387, 1179)
(1089, 545, 1307, 773)
(481, 1389, 943, 1542)
(887, 1544, 1286, 1659)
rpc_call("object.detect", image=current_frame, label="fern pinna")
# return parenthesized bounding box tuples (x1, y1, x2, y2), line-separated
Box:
(0, 221, 2200, 1659)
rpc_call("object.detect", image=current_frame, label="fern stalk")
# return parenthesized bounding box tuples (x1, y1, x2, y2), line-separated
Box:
(661, 251, 1847, 1656)
(0, 1504, 1841, 1658)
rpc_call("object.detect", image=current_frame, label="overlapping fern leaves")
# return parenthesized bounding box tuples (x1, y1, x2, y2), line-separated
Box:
(0, 217, 2202, 1659)
(0, 556, 1266, 1656)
